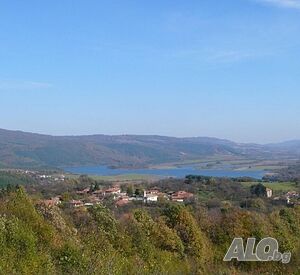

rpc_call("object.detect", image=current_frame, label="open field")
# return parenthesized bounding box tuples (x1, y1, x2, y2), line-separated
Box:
(150, 158, 290, 173)
(234, 165, 286, 171)
(241, 181, 299, 195)
(149, 156, 258, 168)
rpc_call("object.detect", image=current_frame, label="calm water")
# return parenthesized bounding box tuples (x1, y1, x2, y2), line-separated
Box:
(65, 165, 266, 179)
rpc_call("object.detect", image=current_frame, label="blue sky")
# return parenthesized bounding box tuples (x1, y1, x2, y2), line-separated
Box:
(0, 0, 300, 143)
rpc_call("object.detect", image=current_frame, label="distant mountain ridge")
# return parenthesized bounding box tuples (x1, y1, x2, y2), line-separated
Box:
(0, 128, 299, 169)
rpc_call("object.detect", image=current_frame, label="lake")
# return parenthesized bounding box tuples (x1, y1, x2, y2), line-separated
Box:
(65, 165, 266, 179)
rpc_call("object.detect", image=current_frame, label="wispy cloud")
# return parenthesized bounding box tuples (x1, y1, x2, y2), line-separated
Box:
(165, 47, 273, 64)
(207, 50, 255, 63)
(0, 79, 52, 91)
(206, 49, 275, 63)
(257, 0, 300, 9)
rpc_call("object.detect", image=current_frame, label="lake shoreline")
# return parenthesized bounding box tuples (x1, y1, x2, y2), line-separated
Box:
(64, 165, 267, 179)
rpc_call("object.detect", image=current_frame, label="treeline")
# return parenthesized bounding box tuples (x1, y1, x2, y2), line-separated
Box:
(0, 171, 38, 188)
(0, 186, 300, 274)
(264, 162, 300, 182)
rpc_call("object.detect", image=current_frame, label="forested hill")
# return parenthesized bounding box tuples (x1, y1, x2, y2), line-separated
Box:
(0, 184, 300, 274)
(0, 128, 299, 169)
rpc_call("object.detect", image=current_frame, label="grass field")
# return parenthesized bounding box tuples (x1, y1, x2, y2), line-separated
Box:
(150, 158, 288, 172)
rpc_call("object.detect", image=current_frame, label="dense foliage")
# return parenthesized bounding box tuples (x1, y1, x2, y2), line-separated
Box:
(0, 183, 300, 274)
(0, 171, 37, 188)
(265, 162, 300, 182)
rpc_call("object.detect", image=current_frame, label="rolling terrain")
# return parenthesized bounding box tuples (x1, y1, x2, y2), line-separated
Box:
(0, 128, 299, 169)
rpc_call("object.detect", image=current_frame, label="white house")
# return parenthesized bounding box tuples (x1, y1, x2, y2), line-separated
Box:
(143, 190, 158, 203)
(266, 188, 273, 198)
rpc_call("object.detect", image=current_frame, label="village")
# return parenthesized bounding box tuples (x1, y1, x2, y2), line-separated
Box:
(39, 180, 300, 210)
(23, 170, 66, 183)
(3, 168, 300, 210)
(273, 190, 300, 206)
(41, 184, 195, 209)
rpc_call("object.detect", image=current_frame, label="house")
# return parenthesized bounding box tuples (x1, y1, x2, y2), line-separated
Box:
(54, 175, 65, 181)
(42, 200, 55, 207)
(39, 174, 52, 180)
(129, 196, 143, 201)
(104, 187, 121, 195)
(171, 191, 194, 202)
(88, 195, 102, 204)
(285, 191, 299, 199)
(143, 190, 158, 203)
(76, 188, 90, 195)
(265, 188, 273, 198)
(92, 189, 105, 197)
(147, 188, 160, 195)
(115, 196, 130, 207)
(171, 197, 184, 203)
(52, 196, 62, 204)
(41, 196, 61, 207)
(284, 191, 300, 205)
(69, 200, 84, 208)
(115, 192, 128, 198)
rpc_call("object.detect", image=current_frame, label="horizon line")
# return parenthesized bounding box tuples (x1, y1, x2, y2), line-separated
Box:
(0, 127, 299, 145)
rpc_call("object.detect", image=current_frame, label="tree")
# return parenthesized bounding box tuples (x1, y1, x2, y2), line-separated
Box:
(163, 204, 212, 270)
(126, 185, 134, 197)
(250, 183, 266, 197)
(135, 188, 143, 196)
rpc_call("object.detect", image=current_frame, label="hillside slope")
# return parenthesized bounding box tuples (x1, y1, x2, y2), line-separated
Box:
(0, 128, 299, 169)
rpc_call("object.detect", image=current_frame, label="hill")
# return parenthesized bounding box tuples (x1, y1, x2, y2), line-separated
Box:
(0, 128, 299, 169)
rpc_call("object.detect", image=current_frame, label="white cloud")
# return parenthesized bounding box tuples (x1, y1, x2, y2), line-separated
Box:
(0, 79, 52, 91)
(257, 0, 300, 9)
